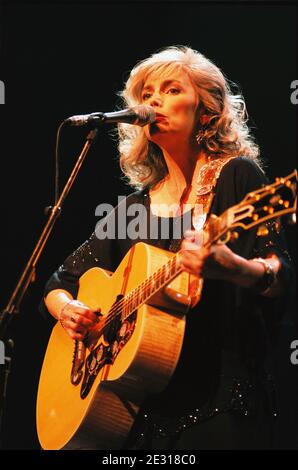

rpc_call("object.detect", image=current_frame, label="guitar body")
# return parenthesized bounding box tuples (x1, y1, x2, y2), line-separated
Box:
(37, 242, 187, 450)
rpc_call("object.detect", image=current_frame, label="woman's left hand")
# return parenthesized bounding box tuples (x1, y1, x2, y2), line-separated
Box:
(179, 229, 242, 282)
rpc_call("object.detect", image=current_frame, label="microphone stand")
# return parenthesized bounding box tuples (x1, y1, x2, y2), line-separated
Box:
(0, 125, 99, 448)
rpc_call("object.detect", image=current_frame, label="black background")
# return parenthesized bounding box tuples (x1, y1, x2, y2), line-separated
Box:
(0, 0, 297, 450)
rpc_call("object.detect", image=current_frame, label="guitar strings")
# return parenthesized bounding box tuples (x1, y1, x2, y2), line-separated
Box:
(94, 254, 181, 337)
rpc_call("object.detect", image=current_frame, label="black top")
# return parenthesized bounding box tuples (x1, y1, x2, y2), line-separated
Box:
(40, 157, 293, 418)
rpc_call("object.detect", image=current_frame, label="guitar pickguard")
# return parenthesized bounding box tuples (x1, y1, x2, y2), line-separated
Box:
(80, 312, 137, 399)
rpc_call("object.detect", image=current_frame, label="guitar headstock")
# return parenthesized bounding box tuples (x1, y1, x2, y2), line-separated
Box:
(210, 170, 297, 244)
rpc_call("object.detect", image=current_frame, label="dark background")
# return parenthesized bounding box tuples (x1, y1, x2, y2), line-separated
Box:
(0, 0, 297, 450)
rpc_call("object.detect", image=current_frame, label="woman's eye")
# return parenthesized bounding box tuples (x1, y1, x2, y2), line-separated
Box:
(167, 88, 180, 94)
(142, 93, 151, 101)
(142, 88, 180, 100)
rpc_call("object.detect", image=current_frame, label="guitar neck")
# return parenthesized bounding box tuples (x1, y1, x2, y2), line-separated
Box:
(114, 169, 297, 322)
(118, 202, 267, 321)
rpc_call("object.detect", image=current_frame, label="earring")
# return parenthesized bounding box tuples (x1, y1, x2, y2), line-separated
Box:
(195, 126, 208, 145)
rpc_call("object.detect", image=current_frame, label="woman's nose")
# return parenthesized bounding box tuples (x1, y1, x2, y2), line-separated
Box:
(148, 93, 162, 107)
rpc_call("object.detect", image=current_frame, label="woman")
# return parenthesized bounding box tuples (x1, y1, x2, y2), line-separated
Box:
(41, 46, 292, 449)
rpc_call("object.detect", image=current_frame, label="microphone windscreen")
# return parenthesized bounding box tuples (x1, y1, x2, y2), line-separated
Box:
(132, 105, 156, 125)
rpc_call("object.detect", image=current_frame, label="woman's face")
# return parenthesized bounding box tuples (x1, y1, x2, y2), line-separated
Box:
(141, 68, 199, 147)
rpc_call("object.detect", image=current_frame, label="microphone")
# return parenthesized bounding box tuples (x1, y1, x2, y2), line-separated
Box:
(64, 105, 156, 127)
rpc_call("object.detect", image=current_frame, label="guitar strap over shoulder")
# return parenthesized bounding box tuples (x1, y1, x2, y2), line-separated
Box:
(192, 156, 235, 233)
(165, 156, 236, 306)
(167, 156, 235, 253)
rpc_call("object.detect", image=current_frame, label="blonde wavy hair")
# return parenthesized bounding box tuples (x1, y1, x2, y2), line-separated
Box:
(118, 46, 261, 189)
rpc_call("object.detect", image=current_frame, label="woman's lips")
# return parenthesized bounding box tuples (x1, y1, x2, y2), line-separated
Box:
(155, 114, 167, 121)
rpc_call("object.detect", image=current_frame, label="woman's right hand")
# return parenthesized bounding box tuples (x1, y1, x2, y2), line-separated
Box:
(59, 299, 100, 340)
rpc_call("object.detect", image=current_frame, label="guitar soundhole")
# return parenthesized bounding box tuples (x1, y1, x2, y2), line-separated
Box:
(80, 312, 137, 399)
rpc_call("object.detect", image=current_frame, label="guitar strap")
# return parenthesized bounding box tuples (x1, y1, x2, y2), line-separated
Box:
(192, 156, 235, 234)
(168, 156, 235, 253)
(165, 156, 236, 307)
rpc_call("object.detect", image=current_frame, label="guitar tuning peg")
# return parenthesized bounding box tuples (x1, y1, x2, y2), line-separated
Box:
(257, 225, 269, 237)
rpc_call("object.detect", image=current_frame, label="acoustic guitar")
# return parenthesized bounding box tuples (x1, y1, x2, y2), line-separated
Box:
(36, 171, 297, 450)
